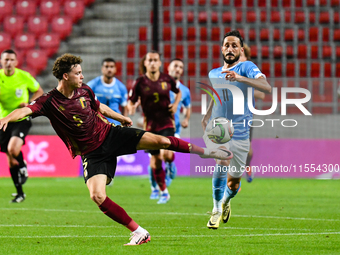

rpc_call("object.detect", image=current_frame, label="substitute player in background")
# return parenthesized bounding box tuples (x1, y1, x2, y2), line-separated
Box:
(148, 58, 191, 196)
(128, 51, 182, 204)
(87, 58, 128, 125)
(0, 53, 232, 245)
(202, 31, 271, 229)
(0, 49, 43, 203)
(240, 44, 265, 183)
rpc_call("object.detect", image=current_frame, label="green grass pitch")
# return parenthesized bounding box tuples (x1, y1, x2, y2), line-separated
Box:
(0, 177, 339, 255)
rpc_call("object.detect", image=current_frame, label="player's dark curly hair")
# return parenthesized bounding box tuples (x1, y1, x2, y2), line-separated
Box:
(221, 30, 244, 47)
(52, 53, 83, 80)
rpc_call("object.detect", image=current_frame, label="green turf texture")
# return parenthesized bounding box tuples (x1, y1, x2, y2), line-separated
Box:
(0, 177, 339, 255)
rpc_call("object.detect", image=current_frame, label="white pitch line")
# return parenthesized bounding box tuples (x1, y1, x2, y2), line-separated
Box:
(1, 224, 335, 232)
(0, 232, 339, 239)
(1, 207, 339, 222)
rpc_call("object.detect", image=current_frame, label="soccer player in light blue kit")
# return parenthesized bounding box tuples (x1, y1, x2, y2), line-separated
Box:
(149, 58, 191, 198)
(87, 58, 128, 125)
(202, 30, 271, 229)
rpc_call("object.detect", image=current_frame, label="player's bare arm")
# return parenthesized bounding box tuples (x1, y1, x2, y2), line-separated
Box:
(99, 103, 132, 127)
(127, 98, 141, 115)
(221, 70, 271, 94)
(181, 106, 191, 128)
(168, 90, 182, 114)
(201, 99, 214, 131)
(19, 86, 44, 108)
(0, 107, 33, 131)
(254, 89, 265, 100)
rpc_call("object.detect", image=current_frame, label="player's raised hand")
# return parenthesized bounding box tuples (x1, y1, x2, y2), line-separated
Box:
(0, 118, 8, 131)
(168, 103, 177, 115)
(120, 116, 133, 127)
(221, 70, 241, 82)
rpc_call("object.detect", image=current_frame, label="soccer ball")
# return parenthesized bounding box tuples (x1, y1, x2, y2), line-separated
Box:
(205, 117, 234, 144)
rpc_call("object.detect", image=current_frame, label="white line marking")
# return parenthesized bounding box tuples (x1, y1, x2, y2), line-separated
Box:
(0, 208, 339, 222)
(0, 232, 339, 239)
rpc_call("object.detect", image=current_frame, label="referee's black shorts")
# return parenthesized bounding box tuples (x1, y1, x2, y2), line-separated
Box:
(0, 118, 32, 153)
(81, 125, 145, 184)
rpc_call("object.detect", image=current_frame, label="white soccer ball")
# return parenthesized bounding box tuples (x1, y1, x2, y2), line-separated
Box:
(205, 117, 234, 144)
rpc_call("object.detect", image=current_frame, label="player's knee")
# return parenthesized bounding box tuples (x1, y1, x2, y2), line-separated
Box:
(7, 147, 19, 158)
(90, 192, 106, 206)
(159, 136, 171, 149)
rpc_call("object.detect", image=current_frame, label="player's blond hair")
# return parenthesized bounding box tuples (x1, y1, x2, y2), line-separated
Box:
(243, 43, 251, 60)
(52, 54, 83, 80)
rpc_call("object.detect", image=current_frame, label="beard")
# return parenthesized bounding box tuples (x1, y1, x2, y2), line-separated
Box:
(223, 53, 240, 65)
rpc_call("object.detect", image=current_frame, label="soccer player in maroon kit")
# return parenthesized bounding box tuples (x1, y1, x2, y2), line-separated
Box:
(128, 51, 181, 204)
(0, 54, 232, 246)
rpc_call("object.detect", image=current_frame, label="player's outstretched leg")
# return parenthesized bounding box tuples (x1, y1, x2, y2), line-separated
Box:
(87, 175, 150, 246)
(136, 133, 233, 160)
(221, 178, 241, 224)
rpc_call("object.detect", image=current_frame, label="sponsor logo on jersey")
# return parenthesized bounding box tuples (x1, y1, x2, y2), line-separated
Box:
(15, 89, 23, 98)
(161, 82, 168, 90)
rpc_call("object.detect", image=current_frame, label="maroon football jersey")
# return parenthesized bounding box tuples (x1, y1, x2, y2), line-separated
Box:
(27, 84, 112, 158)
(129, 73, 179, 132)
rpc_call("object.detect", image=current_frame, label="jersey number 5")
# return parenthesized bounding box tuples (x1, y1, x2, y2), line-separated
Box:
(73, 114, 83, 126)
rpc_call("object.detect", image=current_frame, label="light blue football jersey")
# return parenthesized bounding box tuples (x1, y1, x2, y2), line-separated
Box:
(170, 81, 191, 136)
(87, 76, 128, 125)
(208, 61, 265, 140)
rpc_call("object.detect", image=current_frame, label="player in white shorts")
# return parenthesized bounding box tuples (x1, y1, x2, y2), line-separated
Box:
(202, 30, 271, 229)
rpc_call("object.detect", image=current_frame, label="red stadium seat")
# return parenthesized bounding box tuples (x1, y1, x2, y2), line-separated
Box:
(51, 16, 73, 40)
(163, 26, 171, 41)
(186, 0, 193, 4)
(38, 33, 60, 57)
(188, 45, 196, 59)
(260, 10, 267, 22)
(0, 32, 12, 53)
(14, 33, 36, 52)
(270, 10, 281, 23)
(212, 61, 221, 69)
(273, 46, 282, 59)
(248, 28, 256, 41)
(163, 10, 170, 24)
(40, 0, 61, 21)
(175, 45, 183, 58)
(309, 11, 316, 24)
(139, 44, 147, 57)
(336, 46, 340, 58)
(21, 65, 38, 77)
(176, 27, 183, 41)
(319, 12, 330, 24)
(199, 0, 206, 5)
(235, 10, 242, 22)
(307, 0, 316, 6)
(336, 63, 340, 77)
(261, 45, 269, 58)
(0, 0, 13, 22)
(246, 0, 254, 7)
(282, 0, 291, 7)
(139, 27, 147, 41)
(211, 11, 218, 23)
(322, 45, 332, 58)
(187, 27, 196, 41)
(212, 45, 220, 59)
(322, 27, 330, 42)
(236, 28, 245, 38)
(309, 27, 318, 42)
(115, 61, 122, 76)
(174, 10, 183, 23)
(334, 12, 340, 24)
(250, 45, 257, 58)
(64, 0, 84, 23)
(199, 45, 208, 59)
(163, 0, 170, 6)
(187, 11, 194, 23)
(274, 62, 282, 77)
(84, 0, 95, 6)
(331, 0, 340, 6)
(324, 62, 332, 77)
(286, 62, 295, 77)
(286, 45, 294, 58)
(163, 44, 171, 59)
(25, 49, 48, 73)
(334, 29, 340, 41)
(126, 62, 134, 76)
(261, 62, 270, 77)
(246, 10, 256, 23)
(200, 27, 208, 41)
(284, 10, 291, 23)
(299, 62, 307, 77)
(222, 11, 232, 23)
(27, 16, 48, 38)
(211, 27, 220, 41)
(319, 0, 328, 6)
(297, 44, 307, 59)
(294, 11, 305, 23)
(126, 44, 135, 58)
(271, 0, 279, 6)
(260, 28, 269, 41)
(310, 62, 320, 77)
(210, 0, 219, 5)
(297, 29, 305, 41)
(200, 62, 208, 76)
(3, 15, 24, 38)
(273, 28, 280, 41)
(310, 45, 318, 59)
(295, 0, 303, 7)
(198, 11, 208, 23)
(258, 0, 266, 6)
(16, 0, 36, 21)
(284, 28, 294, 41)
(187, 62, 196, 76)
